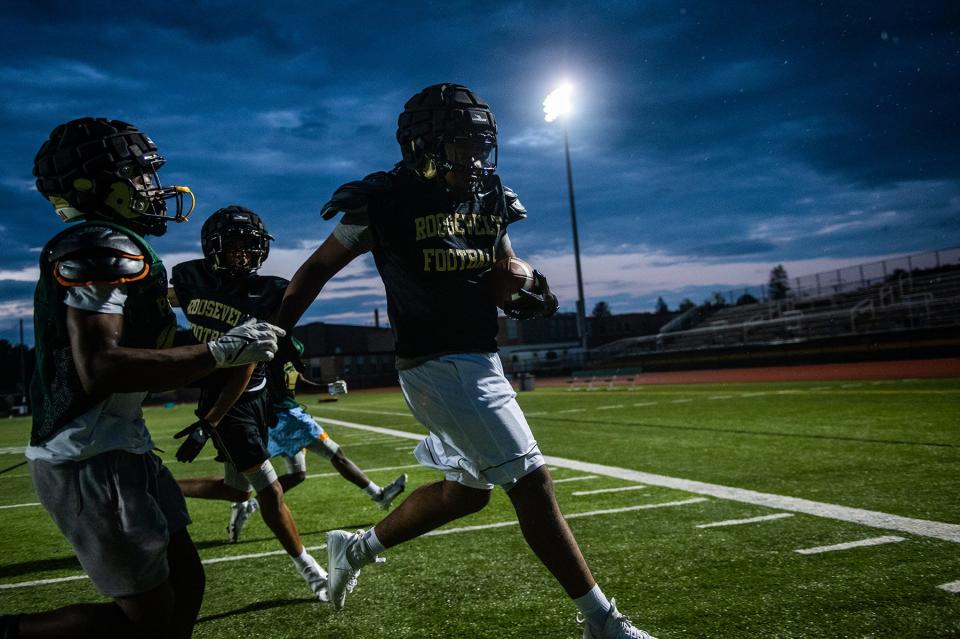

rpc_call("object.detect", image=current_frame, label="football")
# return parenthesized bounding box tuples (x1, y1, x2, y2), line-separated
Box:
(490, 256, 536, 306)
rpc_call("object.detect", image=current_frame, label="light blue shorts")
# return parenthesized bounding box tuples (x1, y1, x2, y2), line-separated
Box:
(399, 352, 544, 490)
(267, 406, 339, 460)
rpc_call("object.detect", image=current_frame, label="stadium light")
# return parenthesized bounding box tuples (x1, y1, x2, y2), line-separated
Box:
(543, 83, 588, 353)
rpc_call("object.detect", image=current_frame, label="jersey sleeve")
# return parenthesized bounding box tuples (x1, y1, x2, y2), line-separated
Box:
(332, 209, 374, 253)
(64, 283, 129, 314)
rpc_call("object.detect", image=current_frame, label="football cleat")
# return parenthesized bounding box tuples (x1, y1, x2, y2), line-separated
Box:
(580, 599, 657, 639)
(327, 529, 376, 611)
(294, 552, 329, 602)
(227, 498, 259, 543)
(372, 473, 407, 510)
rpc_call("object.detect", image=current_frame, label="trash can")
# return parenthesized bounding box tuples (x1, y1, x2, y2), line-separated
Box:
(519, 373, 536, 392)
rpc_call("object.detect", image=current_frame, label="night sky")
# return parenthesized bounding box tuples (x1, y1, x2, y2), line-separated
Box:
(1, 1, 957, 343)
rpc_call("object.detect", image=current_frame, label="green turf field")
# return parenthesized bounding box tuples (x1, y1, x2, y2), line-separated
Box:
(1, 377, 958, 638)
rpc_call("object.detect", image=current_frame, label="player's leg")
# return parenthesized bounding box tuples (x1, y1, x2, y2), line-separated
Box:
(305, 432, 407, 509)
(15, 452, 201, 638)
(507, 466, 594, 596)
(277, 451, 307, 493)
(177, 475, 251, 501)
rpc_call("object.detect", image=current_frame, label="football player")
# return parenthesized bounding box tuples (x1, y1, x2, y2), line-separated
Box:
(168, 205, 327, 600)
(0, 118, 283, 639)
(167, 206, 405, 594)
(277, 85, 655, 638)
(259, 336, 408, 530)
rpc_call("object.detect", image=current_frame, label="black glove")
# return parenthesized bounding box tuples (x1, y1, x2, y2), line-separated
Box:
(502, 270, 560, 320)
(174, 419, 213, 463)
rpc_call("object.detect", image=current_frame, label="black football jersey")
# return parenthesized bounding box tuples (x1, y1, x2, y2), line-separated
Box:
(362, 168, 525, 361)
(171, 259, 287, 392)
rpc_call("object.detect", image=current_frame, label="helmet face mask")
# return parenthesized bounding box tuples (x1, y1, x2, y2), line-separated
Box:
(397, 84, 498, 193)
(33, 118, 195, 236)
(201, 206, 273, 279)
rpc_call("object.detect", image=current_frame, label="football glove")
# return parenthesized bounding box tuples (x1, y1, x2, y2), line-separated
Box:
(502, 270, 559, 320)
(208, 318, 285, 368)
(174, 419, 213, 463)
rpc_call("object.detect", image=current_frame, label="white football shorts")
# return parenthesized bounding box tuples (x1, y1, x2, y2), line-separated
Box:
(400, 352, 544, 490)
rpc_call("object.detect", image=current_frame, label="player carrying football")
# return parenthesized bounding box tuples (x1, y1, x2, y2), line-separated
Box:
(278, 84, 656, 638)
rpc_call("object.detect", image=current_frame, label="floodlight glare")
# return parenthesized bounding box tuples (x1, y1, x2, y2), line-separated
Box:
(543, 83, 574, 122)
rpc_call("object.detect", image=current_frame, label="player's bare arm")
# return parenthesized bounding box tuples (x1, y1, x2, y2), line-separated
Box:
(278, 233, 360, 331)
(203, 363, 257, 425)
(67, 306, 217, 395)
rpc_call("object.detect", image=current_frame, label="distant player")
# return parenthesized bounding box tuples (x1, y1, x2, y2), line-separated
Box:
(231, 338, 407, 530)
(168, 205, 328, 600)
(0, 118, 282, 639)
(226, 337, 407, 542)
(278, 84, 655, 638)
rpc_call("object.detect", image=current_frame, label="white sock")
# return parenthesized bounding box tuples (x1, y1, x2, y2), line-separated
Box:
(347, 528, 386, 568)
(291, 547, 314, 569)
(364, 481, 381, 498)
(574, 584, 612, 629)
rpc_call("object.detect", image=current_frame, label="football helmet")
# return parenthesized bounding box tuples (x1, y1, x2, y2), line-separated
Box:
(33, 117, 194, 236)
(201, 205, 273, 277)
(396, 83, 497, 191)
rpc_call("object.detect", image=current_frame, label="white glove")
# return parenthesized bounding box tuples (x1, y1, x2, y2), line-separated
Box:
(207, 319, 286, 368)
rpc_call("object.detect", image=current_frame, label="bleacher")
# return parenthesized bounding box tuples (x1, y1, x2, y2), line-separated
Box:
(590, 254, 960, 366)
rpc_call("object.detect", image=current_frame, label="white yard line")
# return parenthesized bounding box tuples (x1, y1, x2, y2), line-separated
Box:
(557, 408, 586, 414)
(424, 498, 707, 537)
(794, 536, 906, 555)
(739, 392, 767, 397)
(0, 502, 40, 510)
(317, 416, 960, 544)
(696, 513, 794, 528)
(0, 498, 705, 591)
(633, 402, 658, 407)
(708, 395, 733, 400)
(937, 580, 960, 594)
(0, 447, 25, 455)
(572, 486, 647, 496)
(315, 406, 414, 417)
(597, 405, 625, 410)
(671, 398, 693, 403)
(0, 543, 328, 591)
(552, 475, 600, 484)
(305, 463, 421, 479)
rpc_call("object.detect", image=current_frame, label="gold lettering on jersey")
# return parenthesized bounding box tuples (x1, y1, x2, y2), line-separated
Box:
(414, 213, 501, 241)
(186, 298, 243, 326)
(422, 248, 493, 272)
(185, 297, 245, 343)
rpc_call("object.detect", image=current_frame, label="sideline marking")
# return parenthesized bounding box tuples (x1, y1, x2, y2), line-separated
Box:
(0, 502, 39, 510)
(316, 417, 960, 544)
(553, 475, 600, 484)
(572, 486, 647, 496)
(795, 536, 905, 555)
(938, 580, 960, 593)
(696, 513, 794, 528)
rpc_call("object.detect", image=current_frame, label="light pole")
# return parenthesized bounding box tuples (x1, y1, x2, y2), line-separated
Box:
(544, 83, 588, 352)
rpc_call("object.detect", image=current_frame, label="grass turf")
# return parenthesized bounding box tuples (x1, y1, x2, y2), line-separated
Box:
(0, 377, 958, 638)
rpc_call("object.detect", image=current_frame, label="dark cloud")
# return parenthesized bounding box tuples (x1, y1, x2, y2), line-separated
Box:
(0, 1, 957, 322)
